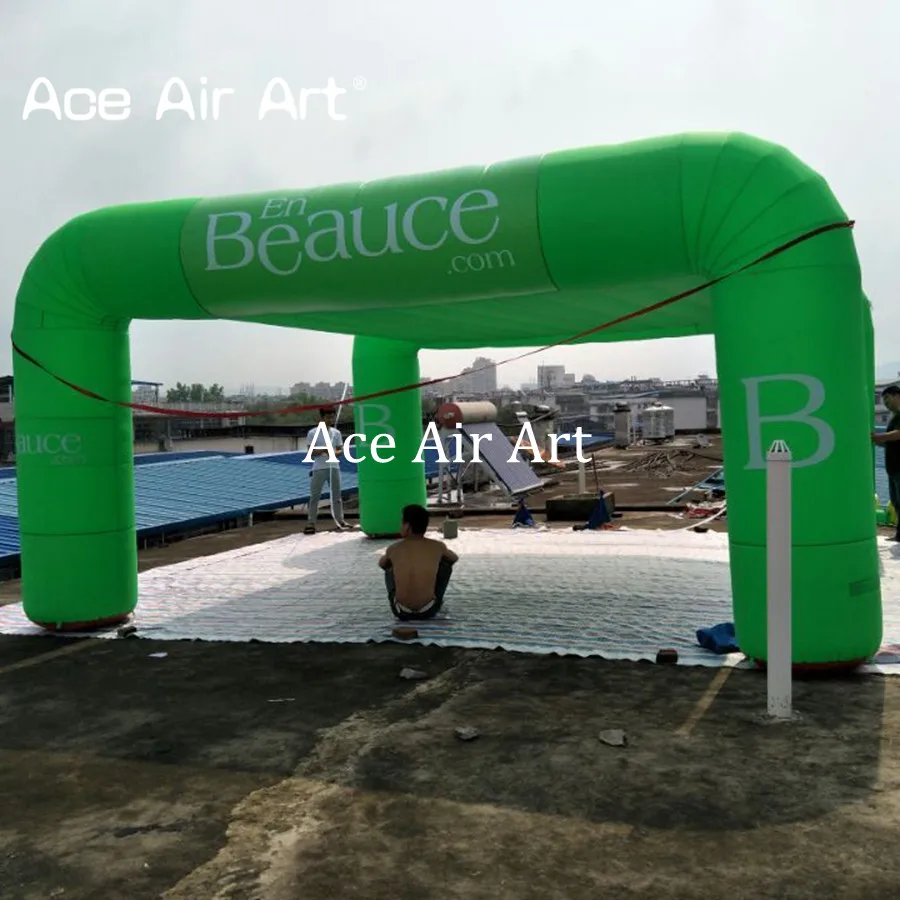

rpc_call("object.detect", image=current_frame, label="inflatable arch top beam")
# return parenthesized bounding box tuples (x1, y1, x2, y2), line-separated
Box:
(12, 132, 880, 664)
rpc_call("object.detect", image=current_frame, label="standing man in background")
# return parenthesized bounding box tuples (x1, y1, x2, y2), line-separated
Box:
(873, 385, 900, 541)
(305, 406, 349, 534)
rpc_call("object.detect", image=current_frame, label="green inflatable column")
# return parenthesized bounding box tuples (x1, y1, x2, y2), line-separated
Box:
(13, 306, 136, 630)
(13, 200, 207, 629)
(713, 229, 881, 665)
(351, 336, 426, 536)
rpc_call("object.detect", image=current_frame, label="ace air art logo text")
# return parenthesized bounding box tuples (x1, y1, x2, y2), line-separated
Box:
(21, 76, 367, 122)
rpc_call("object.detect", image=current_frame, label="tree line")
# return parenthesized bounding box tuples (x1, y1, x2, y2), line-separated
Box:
(164, 383, 325, 425)
(165, 382, 226, 403)
(163, 384, 442, 425)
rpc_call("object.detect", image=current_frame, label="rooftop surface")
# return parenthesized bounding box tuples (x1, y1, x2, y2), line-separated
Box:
(2, 526, 898, 674)
(2, 516, 900, 898)
(2, 523, 900, 898)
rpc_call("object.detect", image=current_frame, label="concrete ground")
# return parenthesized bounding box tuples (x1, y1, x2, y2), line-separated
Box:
(1, 633, 899, 899)
(1, 438, 897, 898)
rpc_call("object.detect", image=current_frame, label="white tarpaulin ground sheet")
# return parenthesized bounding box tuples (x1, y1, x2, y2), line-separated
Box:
(2, 527, 900, 674)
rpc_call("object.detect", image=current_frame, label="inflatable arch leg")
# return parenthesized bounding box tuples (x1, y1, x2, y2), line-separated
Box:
(13, 199, 208, 630)
(352, 337, 426, 536)
(713, 240, 880, 665)
(13, 305, 137, 630)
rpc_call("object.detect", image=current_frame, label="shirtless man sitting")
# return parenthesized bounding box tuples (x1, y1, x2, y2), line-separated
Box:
(378, 504, 458, 620)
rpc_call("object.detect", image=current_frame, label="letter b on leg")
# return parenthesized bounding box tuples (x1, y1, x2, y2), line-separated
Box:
(743, 374, 835, 469)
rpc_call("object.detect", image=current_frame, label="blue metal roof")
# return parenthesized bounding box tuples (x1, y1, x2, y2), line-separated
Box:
(242, 448, 445, 477)
(134, 450, 240, 465)
(0, 450, 236, 482)
(132, 456, 358, 533)
(0, 514, 19, 557)
(0, 451, 361, 562)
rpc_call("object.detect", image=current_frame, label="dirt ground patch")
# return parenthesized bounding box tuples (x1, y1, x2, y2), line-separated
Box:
(0, 636, 899, 899)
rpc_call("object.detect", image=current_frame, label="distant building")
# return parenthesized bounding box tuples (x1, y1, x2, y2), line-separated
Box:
(588, 388, 716, 432)
(131, 381, 162, 404)
(537, 365, 567, 390)
(655, 390, 709, 431)
(555, 392, 588, 417)
(419, 377, 442, 397)
(448, 357, 497, 396)
(290, 381, 348, 401)
(0, 376, 13, 461)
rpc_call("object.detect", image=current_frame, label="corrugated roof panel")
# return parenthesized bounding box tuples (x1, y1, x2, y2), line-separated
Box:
(0, 452, 362, 560)
(0, 515, 20, 556)
(0, 483, 18, 517)
(238, 448, 444, 476)
(134, 450, 239, 465)
(132, 457, 358, 533)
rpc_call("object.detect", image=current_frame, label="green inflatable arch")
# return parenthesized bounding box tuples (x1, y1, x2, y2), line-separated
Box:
(11, 132, 881, 665)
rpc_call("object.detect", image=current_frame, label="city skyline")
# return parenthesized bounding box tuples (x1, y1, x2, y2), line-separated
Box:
(125, 355, 716, 397)
(138, 358, 715, 400)
(135, 353, 900, 399)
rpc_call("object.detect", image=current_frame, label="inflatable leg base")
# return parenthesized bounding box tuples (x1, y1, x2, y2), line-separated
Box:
(751, 658, 866, 675)
(34, 613, 131, 633)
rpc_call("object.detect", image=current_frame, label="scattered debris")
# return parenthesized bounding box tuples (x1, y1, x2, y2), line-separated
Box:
(621, 449, 720, 478)
(599, 729, 627, 747)
(399, 667, 428, 680)
(686, 502, 726, 519)
(455, 726, 480, 742)
(656, 648, 678, 665)
(147, 652, 168, 659)
(117, 624, 137, 639)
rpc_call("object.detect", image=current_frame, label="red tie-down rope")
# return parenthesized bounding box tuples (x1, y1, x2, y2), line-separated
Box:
(11, 220, 853, 418)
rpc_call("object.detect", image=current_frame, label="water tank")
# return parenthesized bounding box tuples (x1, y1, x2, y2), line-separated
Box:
(436, 401, 497, 428)
(613, 402, 632, 448)
(641, 403, 668, 441)
(657, 404, 675, 438)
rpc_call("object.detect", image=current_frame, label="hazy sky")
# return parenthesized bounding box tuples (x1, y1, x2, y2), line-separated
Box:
(1, 0, 897, 393)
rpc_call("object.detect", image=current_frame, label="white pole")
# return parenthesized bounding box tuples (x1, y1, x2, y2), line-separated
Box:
(577, 461, 587, 494)
(333, 382, 350, 428)
(766, 439, 793, 720)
